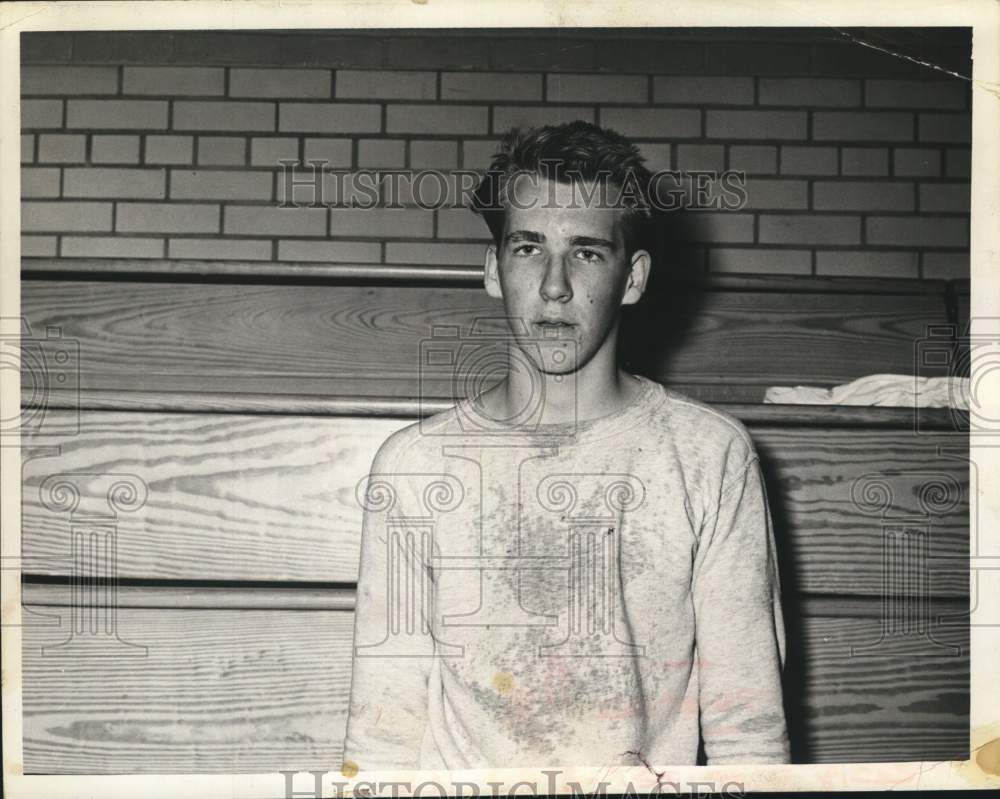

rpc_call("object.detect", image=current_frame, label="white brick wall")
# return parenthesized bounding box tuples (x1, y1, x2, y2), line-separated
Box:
(124, 67, 225, 96)
(19, 45, 970, 280)
(117, 202, 221, 233)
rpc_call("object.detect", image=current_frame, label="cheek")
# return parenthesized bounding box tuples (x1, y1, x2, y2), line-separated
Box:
(583, 280, 621, 309)
(498, 280, 534, 316)
(500, 263, 531, 292)
(501, 275, 526, 298)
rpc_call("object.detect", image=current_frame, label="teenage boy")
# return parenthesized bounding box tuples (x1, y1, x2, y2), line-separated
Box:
(343, 121, 790, 770)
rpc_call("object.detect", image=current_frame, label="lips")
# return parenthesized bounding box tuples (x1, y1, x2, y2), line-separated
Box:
(534, 320, 575, 338)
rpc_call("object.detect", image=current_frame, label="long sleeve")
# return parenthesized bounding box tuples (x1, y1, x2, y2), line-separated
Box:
(342, 433, 436, 771)
(691, 453, 790, 764)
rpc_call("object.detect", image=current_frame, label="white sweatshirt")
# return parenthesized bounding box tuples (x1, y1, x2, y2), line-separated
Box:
(343, 374, 790, 769)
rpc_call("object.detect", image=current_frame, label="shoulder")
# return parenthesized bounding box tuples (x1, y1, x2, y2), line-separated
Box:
(369, 402, 465, 470)
(640, 387, 759, 518)
(654, 386, 756, 457)
(363, 405, 469, 516)
(640, 383, 760, 495)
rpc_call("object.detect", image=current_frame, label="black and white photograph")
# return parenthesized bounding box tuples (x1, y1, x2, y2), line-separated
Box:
(1, 1, 998, 797)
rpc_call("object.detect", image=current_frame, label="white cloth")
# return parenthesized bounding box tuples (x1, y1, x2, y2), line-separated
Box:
(763, 373, 969, 408)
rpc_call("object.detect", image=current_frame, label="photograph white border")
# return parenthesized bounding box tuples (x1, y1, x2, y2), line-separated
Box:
(1, 1, 998, 795)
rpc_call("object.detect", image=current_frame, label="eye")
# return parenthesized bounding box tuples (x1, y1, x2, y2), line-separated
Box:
(576, 248, 604, 263)
(512, 244, 541, 257)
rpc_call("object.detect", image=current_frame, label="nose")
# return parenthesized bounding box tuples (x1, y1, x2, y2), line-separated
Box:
(539, 255, 573, 303)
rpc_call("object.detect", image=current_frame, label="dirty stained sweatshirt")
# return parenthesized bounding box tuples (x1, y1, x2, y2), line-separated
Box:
(343, 374, 790, 769)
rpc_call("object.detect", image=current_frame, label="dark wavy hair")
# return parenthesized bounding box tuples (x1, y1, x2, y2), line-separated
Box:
(470, 120, 654, 257)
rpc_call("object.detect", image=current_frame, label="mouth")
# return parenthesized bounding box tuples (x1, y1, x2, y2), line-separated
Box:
(534, 320, 576, 336)
(535, 320, 575, 328)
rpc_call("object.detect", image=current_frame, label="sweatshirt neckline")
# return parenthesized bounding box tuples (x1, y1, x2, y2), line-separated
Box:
(455, 373, 666, 444)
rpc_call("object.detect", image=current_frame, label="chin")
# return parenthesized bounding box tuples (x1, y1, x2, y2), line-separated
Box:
(537, 364, 579, 377)
(526, 354, 587, 376)
(507, 335, 581, 375)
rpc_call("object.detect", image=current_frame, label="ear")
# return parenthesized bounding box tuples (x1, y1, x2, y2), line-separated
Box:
(620, 249, 651, 307)
(484, 245, 503, 299)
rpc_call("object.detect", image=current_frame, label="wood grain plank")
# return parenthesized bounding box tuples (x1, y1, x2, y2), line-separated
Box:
(621, 285, 950, 390)
(21, 280, 952, 403)
(21, 413, 406, 583)
(782, 615, 969, 764)
(20, 606, 968, 772)
(21, 608, 353, 774)
(752, 426, 970, 599)
(23, 411, 969, 595)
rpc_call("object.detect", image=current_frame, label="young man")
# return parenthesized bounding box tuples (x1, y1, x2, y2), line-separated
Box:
(343, 121, 790, 770)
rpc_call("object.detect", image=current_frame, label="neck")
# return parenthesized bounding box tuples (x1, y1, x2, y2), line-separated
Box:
(491, 333, 640, 427)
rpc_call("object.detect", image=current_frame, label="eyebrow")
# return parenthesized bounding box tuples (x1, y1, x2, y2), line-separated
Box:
(502, 231, 615, 249)
(569, 235, 615, 249)
(503, 230, 543, 244)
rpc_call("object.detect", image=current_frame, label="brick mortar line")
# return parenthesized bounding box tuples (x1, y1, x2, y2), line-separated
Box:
(26, 95, 969, 113)
(29, 97, 966, 112)
(751, 209, 968, 218)
(27, 199, 968, 218)
(32, 132, 971, 146)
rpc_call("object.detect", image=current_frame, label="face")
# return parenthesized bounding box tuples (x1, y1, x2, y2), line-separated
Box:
(483, 175, 651, 376)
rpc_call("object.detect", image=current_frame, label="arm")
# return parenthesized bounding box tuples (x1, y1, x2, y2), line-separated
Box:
(692, 453, 790, 764)
(342, 434, 435, 770)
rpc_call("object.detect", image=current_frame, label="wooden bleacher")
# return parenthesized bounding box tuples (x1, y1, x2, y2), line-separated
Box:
(18, 259, 970, 771)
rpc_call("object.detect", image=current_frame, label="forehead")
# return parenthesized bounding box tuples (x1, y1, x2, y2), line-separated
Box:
(502, 175, 623, 241)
